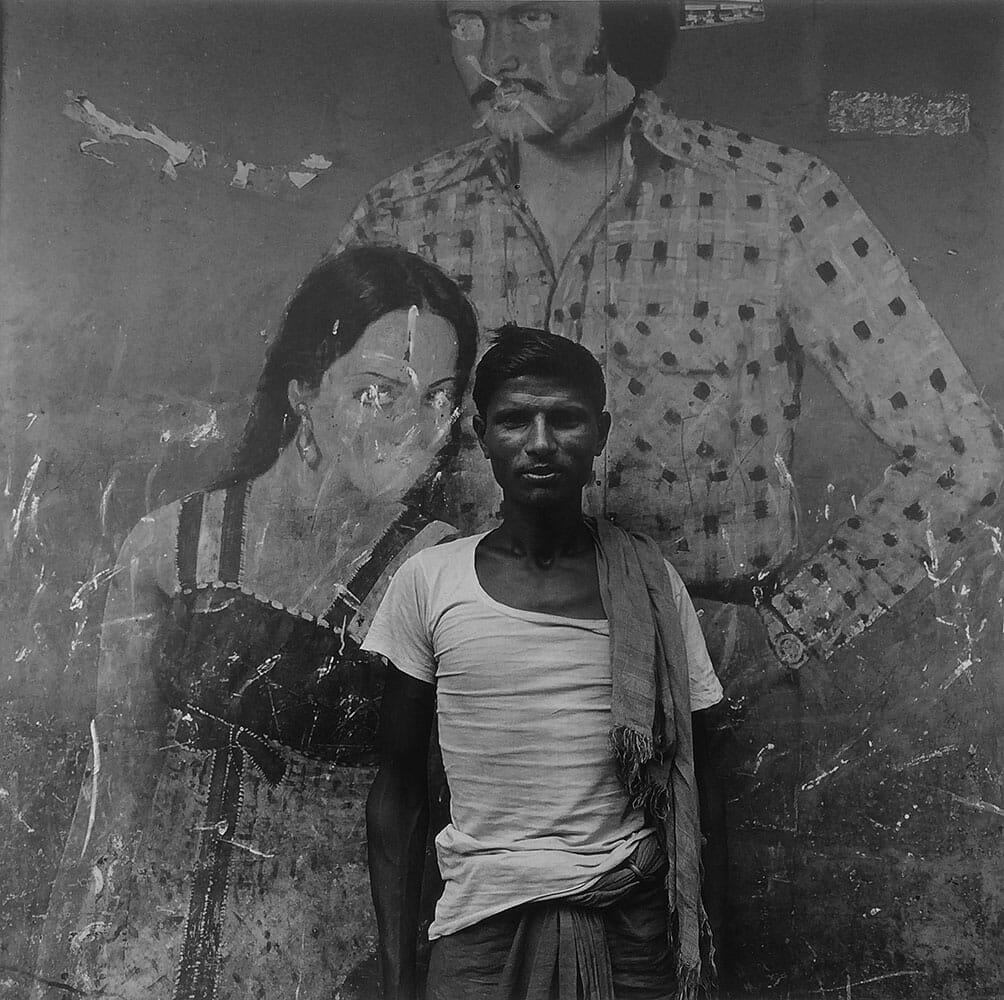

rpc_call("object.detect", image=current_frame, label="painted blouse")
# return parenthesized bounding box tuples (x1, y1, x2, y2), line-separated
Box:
(35, 482, 453, 1000)
(333, 91, 1004, 660)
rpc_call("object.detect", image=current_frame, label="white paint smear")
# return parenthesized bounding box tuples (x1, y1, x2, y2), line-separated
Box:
(187, 409, 220, 446)
(64, 94, 336, 197)
(64, 94, 194, 174)
(301, 153, 333, 170)
(828, 91, 970, 136)
(231, 160, 256, 189)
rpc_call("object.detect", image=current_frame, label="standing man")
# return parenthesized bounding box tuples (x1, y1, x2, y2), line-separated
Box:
(335, 1, 1003, 669)
(362, 326, 724, 1000)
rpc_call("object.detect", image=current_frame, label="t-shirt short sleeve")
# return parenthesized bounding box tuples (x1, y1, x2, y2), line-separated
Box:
(662, 559, 725, 712)
(360, 554, 437, 685)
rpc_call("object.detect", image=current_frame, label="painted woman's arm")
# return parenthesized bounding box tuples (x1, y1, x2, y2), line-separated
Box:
(33, 510, 177, 996)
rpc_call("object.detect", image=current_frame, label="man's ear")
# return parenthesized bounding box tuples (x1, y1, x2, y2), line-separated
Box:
(595, 410, 612, 456)
(472, 413, 490, 458)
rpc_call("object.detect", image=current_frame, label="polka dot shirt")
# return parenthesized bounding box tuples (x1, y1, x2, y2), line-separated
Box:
(333, 92, 1004, 659)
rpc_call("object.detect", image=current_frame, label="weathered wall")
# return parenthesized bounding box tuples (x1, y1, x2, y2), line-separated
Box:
(1, 1, 1001, 997)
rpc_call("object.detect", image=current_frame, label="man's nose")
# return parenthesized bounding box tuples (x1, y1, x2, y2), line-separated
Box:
(482, 19, 521, 76)
(525, 415, 557, 455)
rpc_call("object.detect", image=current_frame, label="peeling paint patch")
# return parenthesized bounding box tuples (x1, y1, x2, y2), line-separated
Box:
(231, 160, 256, 189)
(64, 94, 194, 177)
(186, 409, 220, 446)
(682, 2, 764, 28)
(63, 93, 337, 198)
(828, 90, 970, 136)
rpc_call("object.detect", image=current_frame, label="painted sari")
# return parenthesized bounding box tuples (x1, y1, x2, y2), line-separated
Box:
(34, 480, 454, 999)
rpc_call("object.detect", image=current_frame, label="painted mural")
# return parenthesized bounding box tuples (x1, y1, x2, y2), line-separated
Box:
(2, 2, 1002, 999)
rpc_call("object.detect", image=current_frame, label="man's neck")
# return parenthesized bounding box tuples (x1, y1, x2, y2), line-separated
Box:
(493, 499, 593, 566)
(512, 103, 630, 187)
(505, 104, 633, 268)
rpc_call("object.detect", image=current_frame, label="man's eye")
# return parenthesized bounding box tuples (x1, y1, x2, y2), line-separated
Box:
(449, 14, 485, 42)
(516, 11, 553, 31)
(551, 413, 585, 429)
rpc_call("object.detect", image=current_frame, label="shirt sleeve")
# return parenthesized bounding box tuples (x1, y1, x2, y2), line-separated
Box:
(772, 158, 1004, 657)
(331, 195, 375, 255)
(360, 554, 437, 685)
(663, 559, 724, 711)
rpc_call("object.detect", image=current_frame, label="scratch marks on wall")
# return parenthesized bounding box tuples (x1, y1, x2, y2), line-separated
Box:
(938, 789, 1004, 819)
(828, 91, 970, 136)
(63, 94, 335, 196)
(895, 745, 958, 770)
(80, 719, 101, 858)
(800, 729, 877, 792)
(0, 787, 36, 833)
(9, 454, 42, 550)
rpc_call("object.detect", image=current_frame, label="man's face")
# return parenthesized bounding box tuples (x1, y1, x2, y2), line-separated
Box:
(444, 1, 606, 141)
(473, 375, 611, 509)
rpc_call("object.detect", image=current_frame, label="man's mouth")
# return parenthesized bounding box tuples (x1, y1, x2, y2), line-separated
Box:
(521, 467, 561, 483)
(493, 83, 525, 114)
(471, 77, 547, 106)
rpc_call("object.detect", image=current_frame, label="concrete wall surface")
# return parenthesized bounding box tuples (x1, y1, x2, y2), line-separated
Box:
(1, 1, 1002, 997)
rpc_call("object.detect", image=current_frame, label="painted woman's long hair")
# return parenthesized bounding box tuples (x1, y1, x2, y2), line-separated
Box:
(209, 246, 478, 504)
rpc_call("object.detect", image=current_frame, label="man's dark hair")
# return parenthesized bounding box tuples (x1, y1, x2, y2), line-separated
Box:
(437, 2, 679, 92)
(595, 1, 680, 90)
(473, 325, 607, 419)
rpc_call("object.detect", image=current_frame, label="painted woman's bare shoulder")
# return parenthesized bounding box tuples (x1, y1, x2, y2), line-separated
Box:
(114, 499, 183, 596)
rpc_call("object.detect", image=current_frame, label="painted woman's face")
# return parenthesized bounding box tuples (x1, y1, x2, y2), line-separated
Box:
(301, 307, 461, 499)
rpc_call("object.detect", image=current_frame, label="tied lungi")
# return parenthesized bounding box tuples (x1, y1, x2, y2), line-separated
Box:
(426, 836, 673, 1000)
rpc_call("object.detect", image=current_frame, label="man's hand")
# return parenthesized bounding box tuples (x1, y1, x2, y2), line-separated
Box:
(366, 666, 435, 1000)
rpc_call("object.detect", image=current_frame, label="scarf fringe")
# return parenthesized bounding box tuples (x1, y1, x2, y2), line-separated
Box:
(610, 724, 670, 820)
(674, 902, 718, 1000)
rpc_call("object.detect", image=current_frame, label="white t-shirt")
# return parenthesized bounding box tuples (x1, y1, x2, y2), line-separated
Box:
(362, 532, 723, 938)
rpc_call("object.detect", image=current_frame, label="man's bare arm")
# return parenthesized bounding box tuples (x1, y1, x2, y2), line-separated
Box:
(366, 665, 436, 1000)
(692, 705, 729, 971)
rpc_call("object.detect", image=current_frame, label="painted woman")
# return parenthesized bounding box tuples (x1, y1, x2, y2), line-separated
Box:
(33, 246, 478, 999)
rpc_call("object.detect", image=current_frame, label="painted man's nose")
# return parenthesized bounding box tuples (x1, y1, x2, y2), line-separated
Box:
(482, 23, 521, 75)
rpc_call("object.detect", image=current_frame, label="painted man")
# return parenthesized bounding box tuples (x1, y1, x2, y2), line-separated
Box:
(334, 1, 1004, 669)
(363, 326, 724, 1000)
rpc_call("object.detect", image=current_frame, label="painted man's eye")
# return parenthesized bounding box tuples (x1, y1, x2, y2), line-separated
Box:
(449, 13, 485, 42)
(516, 10, 553, 31)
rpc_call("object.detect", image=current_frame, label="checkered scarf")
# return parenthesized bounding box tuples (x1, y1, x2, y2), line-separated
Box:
(588, 517, 716, 1000)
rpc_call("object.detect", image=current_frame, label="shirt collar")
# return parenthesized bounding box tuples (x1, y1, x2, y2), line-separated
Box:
(469, 90, 697, 195)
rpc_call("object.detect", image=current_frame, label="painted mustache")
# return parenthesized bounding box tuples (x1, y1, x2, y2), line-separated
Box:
(470, 77, 547, 106)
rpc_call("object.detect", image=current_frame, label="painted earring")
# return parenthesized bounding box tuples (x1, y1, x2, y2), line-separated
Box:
(295, 402, 322, 470)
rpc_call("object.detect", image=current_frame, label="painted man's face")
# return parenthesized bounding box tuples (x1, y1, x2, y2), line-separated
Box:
(444, 1, 606, 141)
